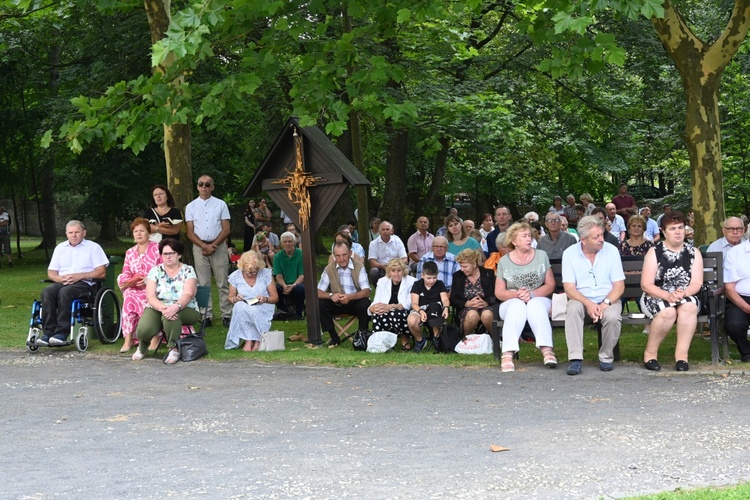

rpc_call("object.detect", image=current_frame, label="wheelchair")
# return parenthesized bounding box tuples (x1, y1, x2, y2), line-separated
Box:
(26, 282, 122, 353)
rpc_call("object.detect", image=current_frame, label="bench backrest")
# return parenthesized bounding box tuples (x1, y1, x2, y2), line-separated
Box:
(548, 250, 723, 298)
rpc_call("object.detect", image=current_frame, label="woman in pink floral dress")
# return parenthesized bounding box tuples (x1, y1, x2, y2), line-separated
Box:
(117, 218, 162, 352)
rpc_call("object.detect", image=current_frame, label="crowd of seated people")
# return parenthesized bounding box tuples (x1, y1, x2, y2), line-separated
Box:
(47, 183, 748, 367)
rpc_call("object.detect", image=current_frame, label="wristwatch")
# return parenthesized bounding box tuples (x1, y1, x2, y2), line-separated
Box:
(329, 292, 334, 299)
(602, 298, 612, 305)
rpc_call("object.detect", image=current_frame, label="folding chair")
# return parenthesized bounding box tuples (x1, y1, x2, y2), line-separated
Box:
(334, 314, 358, 344)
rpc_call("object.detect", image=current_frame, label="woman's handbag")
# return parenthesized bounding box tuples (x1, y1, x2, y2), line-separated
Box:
(551, 293, 568, 321)
(176, 332, 208, 362)
(259, 330, 285, 351)
(352, 329, 371, 351)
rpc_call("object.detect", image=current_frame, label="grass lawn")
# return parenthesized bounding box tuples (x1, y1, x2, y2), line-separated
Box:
(627, 483, 750, 499)
(0, 237, 737, 368)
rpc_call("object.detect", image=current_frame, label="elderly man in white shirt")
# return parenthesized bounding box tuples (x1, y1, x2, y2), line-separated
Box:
(605, 203, 627, 241)
(368, 220, 408, 283)
(186, 174, 232, 327)
(707, 216, 745, 259)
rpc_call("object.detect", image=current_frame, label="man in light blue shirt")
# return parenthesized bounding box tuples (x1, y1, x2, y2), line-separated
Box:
(707, 216, 744, 259)
(605, 203, 627, 241)
(562, 216, 625, 375)
(639, 206, 661, 243)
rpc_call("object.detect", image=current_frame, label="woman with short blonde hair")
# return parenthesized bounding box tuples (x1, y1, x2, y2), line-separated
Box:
(225, 250, 278, 351)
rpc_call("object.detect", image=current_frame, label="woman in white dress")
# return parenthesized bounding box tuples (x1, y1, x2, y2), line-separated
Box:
(225, 250, 279, 351)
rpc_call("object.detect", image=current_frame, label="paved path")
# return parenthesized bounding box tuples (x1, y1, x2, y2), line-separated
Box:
(3, 351, 749, 499)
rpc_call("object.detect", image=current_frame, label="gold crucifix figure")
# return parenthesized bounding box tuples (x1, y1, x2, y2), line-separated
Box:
(271, 127, 326, 231)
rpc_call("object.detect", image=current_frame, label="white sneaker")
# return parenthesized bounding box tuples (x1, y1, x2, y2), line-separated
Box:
(131, 350, 145, 361)
(164, 349, 180, 364)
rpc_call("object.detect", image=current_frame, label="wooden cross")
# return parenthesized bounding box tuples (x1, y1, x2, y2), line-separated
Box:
(269, 128, 326, 231)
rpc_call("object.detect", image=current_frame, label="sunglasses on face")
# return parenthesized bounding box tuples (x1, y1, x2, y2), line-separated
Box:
(198, 181, 212, 188)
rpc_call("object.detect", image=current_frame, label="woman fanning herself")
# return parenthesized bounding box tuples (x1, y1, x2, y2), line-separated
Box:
(133, 239, 201, 364)
(144, 185, 183, 242)
(494, 222, 557, 372)
(117, 218, 162, 352)
(619, 214, 653, 257)
(640, 211, 703, 372)
(451, 249, 495, 336)
(225, 250, 278, 352)
(368, 258, 415, 350)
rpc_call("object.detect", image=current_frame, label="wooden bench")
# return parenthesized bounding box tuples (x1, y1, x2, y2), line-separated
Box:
(491, 251, 727, 365)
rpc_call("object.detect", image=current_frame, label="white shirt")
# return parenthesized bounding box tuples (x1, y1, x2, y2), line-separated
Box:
(608, 214, 626, 239)
(48, 239, 109, 285)
(185, 196, 231, 241)
(724, 240, 750, 296)
(369, 236, 407, 265)
(707, 237, 738, 260)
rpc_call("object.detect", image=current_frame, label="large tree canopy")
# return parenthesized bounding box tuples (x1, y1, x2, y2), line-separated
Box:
(1, 0, 746, 245)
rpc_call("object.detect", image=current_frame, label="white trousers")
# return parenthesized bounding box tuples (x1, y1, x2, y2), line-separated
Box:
(498, 297, 553, 352)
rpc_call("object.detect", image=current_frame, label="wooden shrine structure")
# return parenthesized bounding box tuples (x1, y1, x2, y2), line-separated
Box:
(242, 117, 370, 343)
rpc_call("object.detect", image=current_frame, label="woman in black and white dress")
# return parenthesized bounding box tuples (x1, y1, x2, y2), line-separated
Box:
(640, 211, 703, 372)
(368, 258, 415, 350)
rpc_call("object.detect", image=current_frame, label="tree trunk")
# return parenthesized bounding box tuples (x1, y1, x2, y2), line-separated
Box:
(39, 45, 62, 251)
(382, 125, 408, 235)
(425, 136, 450, 224)
(144, 0, 193, 211)
(651, 0, 750, 244)
(682, 74, 723, 245)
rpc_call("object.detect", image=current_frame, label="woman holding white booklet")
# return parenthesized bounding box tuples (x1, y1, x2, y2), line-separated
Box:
(225, 250, 279, 351)
(144, 184, 183, 242)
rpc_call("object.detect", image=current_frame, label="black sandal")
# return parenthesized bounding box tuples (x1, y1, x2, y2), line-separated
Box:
(402, 342, 412, 351)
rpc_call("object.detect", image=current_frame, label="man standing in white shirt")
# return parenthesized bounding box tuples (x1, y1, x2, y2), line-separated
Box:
(368, 220, 408, 283)
(186, 175, 232, 327)
(0, 205, 12, 268)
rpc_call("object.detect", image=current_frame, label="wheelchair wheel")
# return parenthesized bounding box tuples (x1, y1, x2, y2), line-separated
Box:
(76, 327, 89, 352)
(93, 287, 121, 344)
(27, 327, 41, 353)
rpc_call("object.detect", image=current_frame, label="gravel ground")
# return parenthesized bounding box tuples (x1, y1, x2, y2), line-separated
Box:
(2, 351, 749, 499)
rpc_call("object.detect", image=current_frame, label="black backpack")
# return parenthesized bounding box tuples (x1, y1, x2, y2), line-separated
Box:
(433, 324, 461, 353)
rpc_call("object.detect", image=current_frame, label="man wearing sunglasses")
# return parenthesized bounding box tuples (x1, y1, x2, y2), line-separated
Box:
(186, 175, 232, 328)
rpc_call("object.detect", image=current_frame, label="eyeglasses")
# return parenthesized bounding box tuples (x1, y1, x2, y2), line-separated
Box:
(546, 219, 560, 223)
(161, 251, 177, 257)
(433, 245, 447, 249)
(589, 269, 597, 286)
(198, 181, 212, 188)
(725, 227, 744, 232)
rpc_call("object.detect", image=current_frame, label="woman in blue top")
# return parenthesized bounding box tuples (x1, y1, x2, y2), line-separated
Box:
(445, 214, 483, 263)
